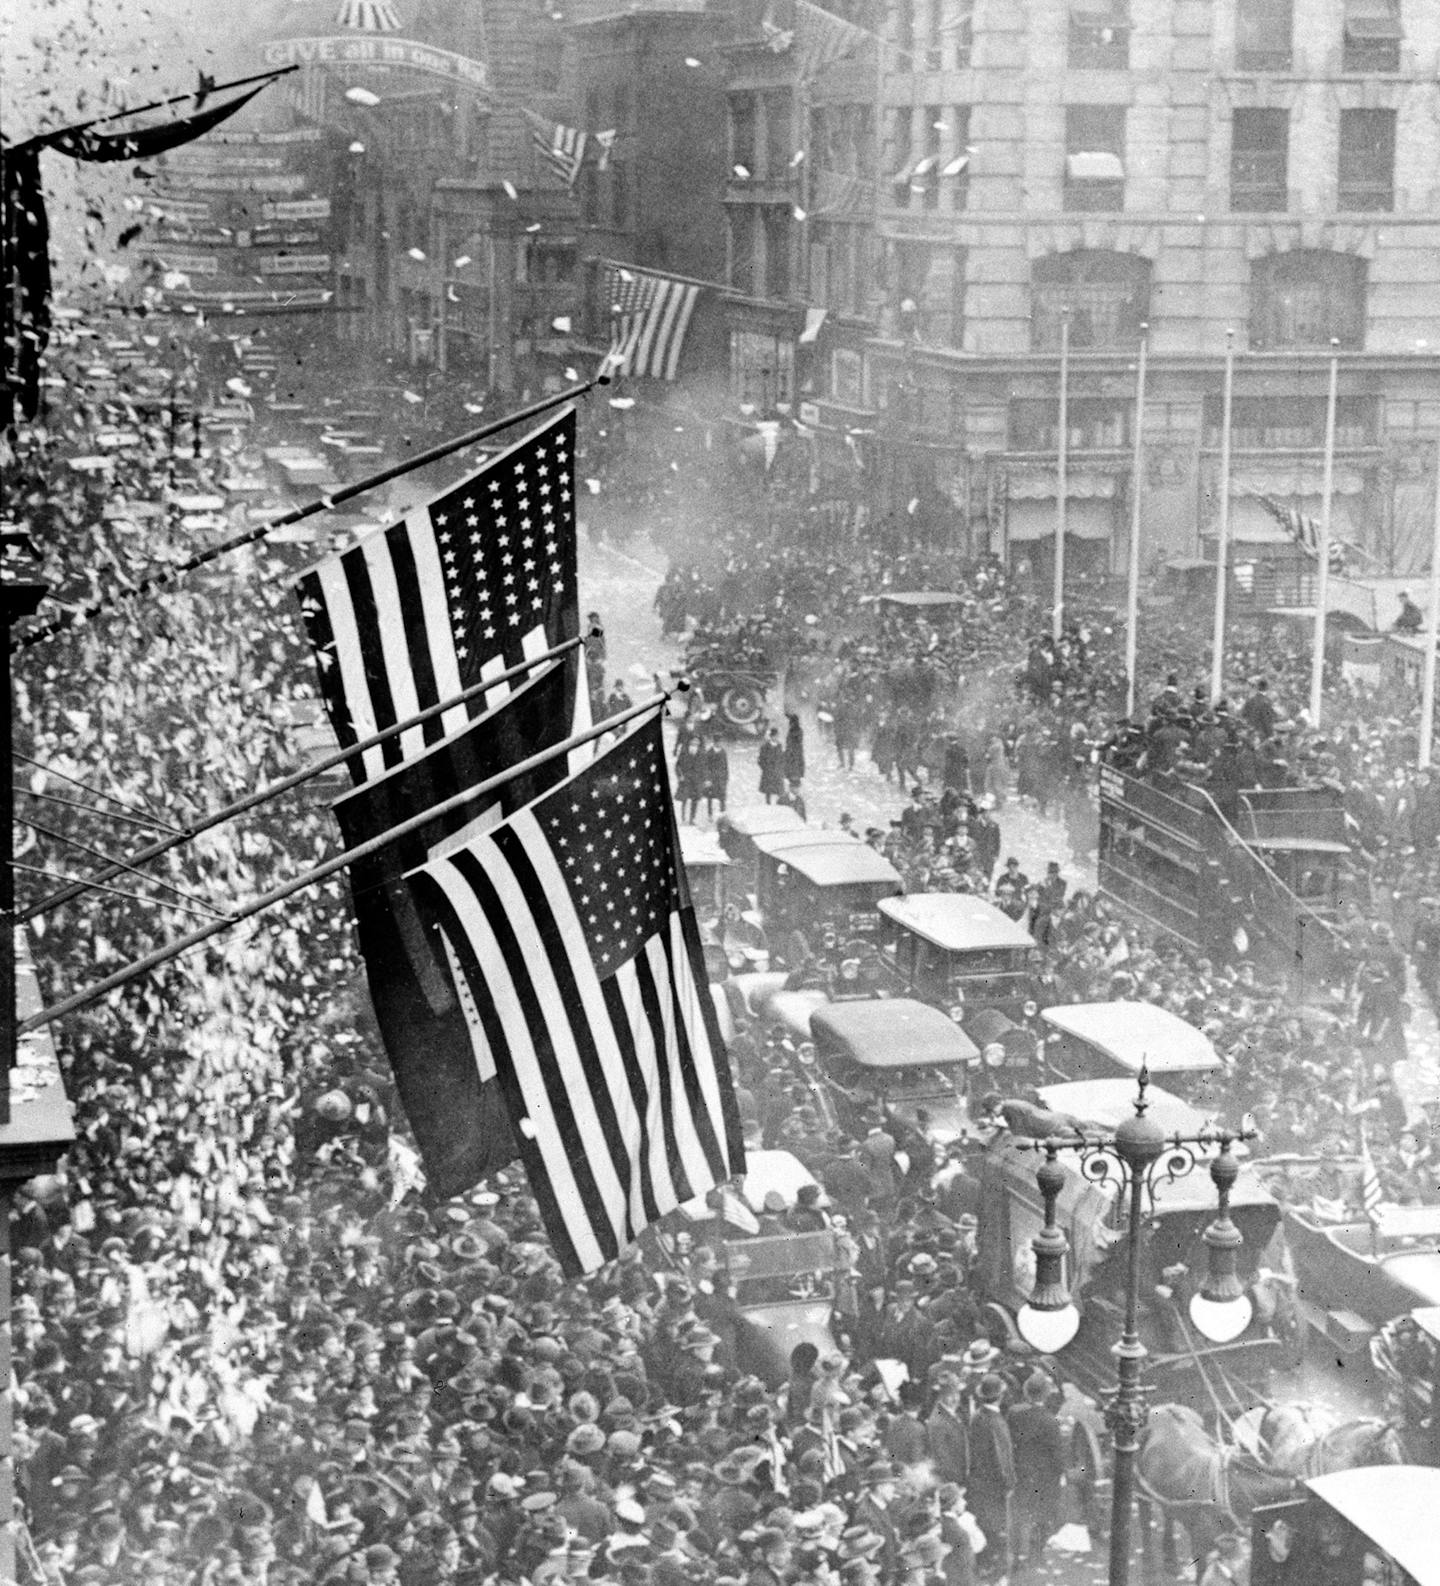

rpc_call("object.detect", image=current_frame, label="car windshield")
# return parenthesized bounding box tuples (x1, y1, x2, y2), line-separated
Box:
(880, 1063, 964, 1097)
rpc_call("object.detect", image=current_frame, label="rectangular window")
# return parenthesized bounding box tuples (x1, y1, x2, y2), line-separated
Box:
(1064, 105, 1126, 212)
(1231, 108, 1288, 212)
(1068, 0, 1130, 70)
(764, 208, 791, 300)
(729, 212, 756, 297)
(1202, 394, 1376, 449)
(1342, 0, 1401, 73)
(1236, 0, 1292, 71)
(889, 105, 915, 209)
(730, 95, 757, 177)
(947, 105, 971, 210)
(895, 0, 916, 59)
(1338, 109, 1395, 211)
(763, 90, 793, 184)
(926, 0, 945, 71)
(1009, 397, 1131, 451)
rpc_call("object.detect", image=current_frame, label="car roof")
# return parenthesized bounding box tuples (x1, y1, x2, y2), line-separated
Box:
(777, 844, 904, 888)
(717, 806, 809, 840)
(1035, 1078, 1225, 1134)
(752, 827, 856, 859)
(878, 892, 1036, 951)
(1306, 1468, 1440, 1584)
(1039, 1002, 1222, 1073)
(679, 828, 730, 868)
(810, 999, 980, 1066)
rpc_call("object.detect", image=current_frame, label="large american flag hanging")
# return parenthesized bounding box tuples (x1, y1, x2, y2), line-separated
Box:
(297, 407, 582, 784)
(604, 263, 701, 383)
(408, 716, 745, 1276)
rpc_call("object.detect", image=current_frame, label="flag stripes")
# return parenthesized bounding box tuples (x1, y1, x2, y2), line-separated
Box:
(604, 264, 701, 382)
(408, 720, 743, 1275)
(337, 0, 402, 30)
(1253, 494, 1347, 572)
(297, 407, 581, 783)
(1360, 1127, 1384, 1225)
(795, 0, 871, 77)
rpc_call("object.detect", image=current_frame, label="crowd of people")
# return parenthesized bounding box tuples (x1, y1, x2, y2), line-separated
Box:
(13, 321, 1440, 1586)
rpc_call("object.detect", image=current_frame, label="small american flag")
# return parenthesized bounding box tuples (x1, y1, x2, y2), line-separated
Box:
(593, 128, 618, 171)
(336, 0, 402, 31)
(1360, 1125, 1384, 1226)
(407, 716, 745, 1276)
(1253, 494, 1346, 572)
(528, 114, 589, 190)
(297, 407, 584, 784)
(603, 263, 701, 383)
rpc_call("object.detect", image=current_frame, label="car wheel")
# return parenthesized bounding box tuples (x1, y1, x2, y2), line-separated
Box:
(719, 682, 762, 730)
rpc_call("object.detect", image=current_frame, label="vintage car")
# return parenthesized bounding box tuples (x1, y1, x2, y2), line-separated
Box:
(716, 805, 810, 893)
(1282, 1201, 1440, 1360)
(1037, 1001, 1226, 1111)
(974, 1079, 1281, 1407)
(755, 840, 904, 952)
(809, 998, 980, 1149)
(877, 892, 1042, 1062)
(680, 826, 731, 933)
(1252, 1466, 1440, 1586)
(669, 1149, 840, 1385)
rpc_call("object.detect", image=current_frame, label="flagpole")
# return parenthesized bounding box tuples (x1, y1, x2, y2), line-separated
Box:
(20, 692, 678, 1035)
(1210, 329, 1236, 703)
(12, 379, 607, 653)
(12, 66, 298, 153)
(1418, 435, 1440, 769)
(1053, 311, 1070, 643)
(1309, 341, 1340, 729)
(18, 640, 585, 923)
(1124, 325, 1149, 721)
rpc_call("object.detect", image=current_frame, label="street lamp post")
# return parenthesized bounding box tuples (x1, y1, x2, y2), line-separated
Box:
(1013, 1069, 1258, 1586)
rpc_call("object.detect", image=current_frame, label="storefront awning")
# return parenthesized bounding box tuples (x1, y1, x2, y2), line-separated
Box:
(1066, 151, 1124, 181)
(1008, 470, 1118, 502)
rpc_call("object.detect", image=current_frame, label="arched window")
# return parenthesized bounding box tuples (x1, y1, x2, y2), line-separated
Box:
(1249, 251, 1366, 351)
(1031, 250, 1151, 351)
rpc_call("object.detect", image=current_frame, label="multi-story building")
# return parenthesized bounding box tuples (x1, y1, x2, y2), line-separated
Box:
(857, 0, 1440, 586)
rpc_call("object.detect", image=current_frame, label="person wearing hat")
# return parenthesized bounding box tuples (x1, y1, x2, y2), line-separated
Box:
(925, 1373, 970, 1487)
(1006, 1370, 1066, 1568)
(993, 858, 1029, 921)
(967, 1375, 1016, 1580)
(851, 1461, 901, 1579)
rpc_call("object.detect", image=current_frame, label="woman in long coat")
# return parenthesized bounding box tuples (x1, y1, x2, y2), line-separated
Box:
(758, 727, 787, 803)
(784, 712, 806, 785)
(675, 738, 705, 824)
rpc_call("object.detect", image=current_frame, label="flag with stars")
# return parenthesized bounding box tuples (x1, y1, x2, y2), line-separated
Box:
(603, 263, 701, 383)
(332, 654, 581, 1197)
(297, 406, 584, 785)
(408, 715, 745, 1276)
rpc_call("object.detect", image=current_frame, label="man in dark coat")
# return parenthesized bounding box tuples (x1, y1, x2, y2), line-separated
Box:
(700, 739, 729, 820)
(1006, 1371, 1066, 1567)
(993, 858, 1030, 921)
(1239, 678, 1278, 740)
(967, 1374, 1016, 1579)
(758, 727, 786, 804)
(925, 1373, 970, 1487)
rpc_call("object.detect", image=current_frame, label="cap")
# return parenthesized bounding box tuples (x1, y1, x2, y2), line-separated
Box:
(976, 1373, 1006, 1405)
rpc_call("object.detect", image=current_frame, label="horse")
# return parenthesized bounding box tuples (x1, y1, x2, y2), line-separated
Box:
(1138, 1403, 1298, 1578)
(1252, 1402, 1407, 1477)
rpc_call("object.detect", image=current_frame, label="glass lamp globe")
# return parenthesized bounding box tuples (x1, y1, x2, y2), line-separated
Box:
(1016, 1301, 1080, 1355)
(1189, 1290, 1252, 1345)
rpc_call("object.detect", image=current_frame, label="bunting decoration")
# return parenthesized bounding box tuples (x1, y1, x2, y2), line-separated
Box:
(1252, 494, 1348, 573)
(2, 76, 279, 428)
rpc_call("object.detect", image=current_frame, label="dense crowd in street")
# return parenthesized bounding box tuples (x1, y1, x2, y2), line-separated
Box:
(9, 328, 1440, 1586)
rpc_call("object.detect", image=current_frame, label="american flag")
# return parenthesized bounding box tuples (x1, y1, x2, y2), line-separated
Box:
(795, 0, 871, 77)
(1253, 493, 1346, 572)
(529, 116, 589, 190)
(336, 0, 402, 30)
(331, 656, 579, 1196)
(593, 129, 618, 172)
(407, 716, 745, 1276)
(1360, 1125, 1384, 1226)
(603, 264, 701, 383)
(297, 407, 584, 784)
